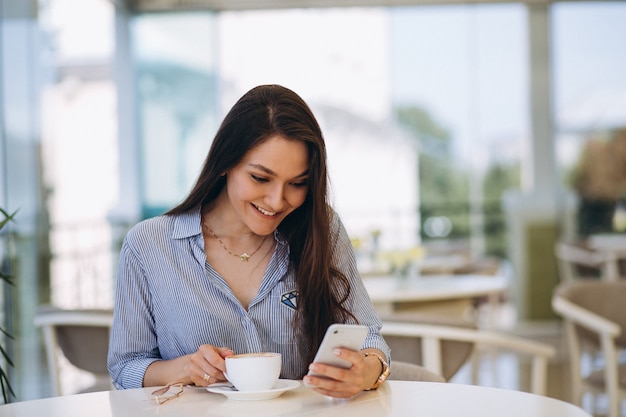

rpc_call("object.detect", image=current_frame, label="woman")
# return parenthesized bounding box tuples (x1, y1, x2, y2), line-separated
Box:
(107, 84, 390, 398)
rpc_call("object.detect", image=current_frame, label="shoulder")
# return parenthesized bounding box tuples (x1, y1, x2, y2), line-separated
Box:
(329, 209, 347, 238)
(126, 215, 171, 239)
(124, 209, 200, 246)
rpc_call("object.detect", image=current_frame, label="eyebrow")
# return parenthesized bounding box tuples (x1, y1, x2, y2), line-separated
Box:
(248, 163, 309, 179)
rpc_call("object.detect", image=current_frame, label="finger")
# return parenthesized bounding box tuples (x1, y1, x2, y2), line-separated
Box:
(202, 372, 211, 384)
(333, 348, 365, 368)
(308, 360, 367, 391)
(192, 367, 227, 386)
(189, 345, 230, 385)
(214, 347, 235, 372)
(202, 372, 221, 385)
(187, 362, 215, 386)
(217, 346, 235, 358)
(197, 344, 224, 361)
(306, 377, 360, 399)
(309, 359, 359, 383)
(194, 345, 230, 369)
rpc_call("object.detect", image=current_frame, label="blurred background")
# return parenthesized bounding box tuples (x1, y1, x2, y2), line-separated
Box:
(1, 0, 625, 403)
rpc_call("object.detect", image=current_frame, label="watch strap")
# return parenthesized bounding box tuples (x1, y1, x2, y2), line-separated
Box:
(363, 352, 390, 390)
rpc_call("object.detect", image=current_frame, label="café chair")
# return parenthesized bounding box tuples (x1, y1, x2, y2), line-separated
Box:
(552, 281, 626, 417)
(555, 240, 619, 283)
(388, 361, 446, 383)
(381, 318, 555, 395)
(33, 305, 114, 396)
(381, 312, 477, 382)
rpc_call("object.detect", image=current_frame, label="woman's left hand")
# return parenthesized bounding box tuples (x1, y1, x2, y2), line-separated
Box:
(302, 348, 378, 398)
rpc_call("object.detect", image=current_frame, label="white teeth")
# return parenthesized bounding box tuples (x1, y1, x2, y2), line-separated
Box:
(255, 205, 277, 216)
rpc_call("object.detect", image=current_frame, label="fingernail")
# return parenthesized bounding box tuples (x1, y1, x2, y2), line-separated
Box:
(333, 348, 341, 356)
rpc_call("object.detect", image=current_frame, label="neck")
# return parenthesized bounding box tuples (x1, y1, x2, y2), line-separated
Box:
(202, 199, 251, 239)
(201, 220, 269, 263)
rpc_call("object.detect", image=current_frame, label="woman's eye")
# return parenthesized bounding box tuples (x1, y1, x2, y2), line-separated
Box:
(290, 181, 308, 188)
(251, 174, 268, 183)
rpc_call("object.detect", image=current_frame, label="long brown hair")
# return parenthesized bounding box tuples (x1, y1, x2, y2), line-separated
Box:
(167, 85, 355, 375)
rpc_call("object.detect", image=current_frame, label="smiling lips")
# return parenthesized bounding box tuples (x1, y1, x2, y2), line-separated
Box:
(253, 204, 277, 217)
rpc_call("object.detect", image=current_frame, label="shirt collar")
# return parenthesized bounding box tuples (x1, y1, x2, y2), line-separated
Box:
(171, 207, 202, 240)
(169, 205, 290, 249)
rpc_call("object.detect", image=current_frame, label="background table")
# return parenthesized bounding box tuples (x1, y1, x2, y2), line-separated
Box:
(0, 381, 591, 417)
(363, 274, 508, 326)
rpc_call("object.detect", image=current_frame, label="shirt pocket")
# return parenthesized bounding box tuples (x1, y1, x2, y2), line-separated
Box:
(269, 304, 298, 345)
(259, 288, 299, 345)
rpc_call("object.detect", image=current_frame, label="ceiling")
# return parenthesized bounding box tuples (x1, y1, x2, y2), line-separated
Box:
(121, 0, 553, 12)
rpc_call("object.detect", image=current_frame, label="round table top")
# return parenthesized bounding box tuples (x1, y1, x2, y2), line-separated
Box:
(362, 274, 508, 303)
(0, 380, 591, 417)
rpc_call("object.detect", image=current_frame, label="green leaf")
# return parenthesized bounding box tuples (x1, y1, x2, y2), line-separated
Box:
(0, 271, 14, 286)
(0, 207, 17, 403)
(0, 208, 16, 287)
(0, 208, 18, 229)
(0, 368, 16, 403)
(0, 344, 15, 368)
(0, 327, 14, 340)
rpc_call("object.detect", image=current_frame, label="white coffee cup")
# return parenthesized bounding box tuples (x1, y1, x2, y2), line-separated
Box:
(225, 352, 282, 391)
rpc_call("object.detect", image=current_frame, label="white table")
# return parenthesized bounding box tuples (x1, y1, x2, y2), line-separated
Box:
(0, 381, 591, 417)
(363, 274, 508, 326)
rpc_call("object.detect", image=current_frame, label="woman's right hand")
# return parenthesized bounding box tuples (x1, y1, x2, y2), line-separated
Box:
(186, 345, 235, 386)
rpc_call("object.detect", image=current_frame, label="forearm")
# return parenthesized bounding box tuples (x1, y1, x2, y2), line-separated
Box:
(143, 355, 193, 387)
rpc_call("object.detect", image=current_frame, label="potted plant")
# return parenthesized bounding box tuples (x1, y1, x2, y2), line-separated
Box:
(0, 207, 17, 403)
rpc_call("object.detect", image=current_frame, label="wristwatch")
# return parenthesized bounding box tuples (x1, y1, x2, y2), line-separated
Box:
(363, 352, 390, 390)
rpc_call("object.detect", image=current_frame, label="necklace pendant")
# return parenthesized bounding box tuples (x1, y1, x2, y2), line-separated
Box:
(240, 253, 251, 262)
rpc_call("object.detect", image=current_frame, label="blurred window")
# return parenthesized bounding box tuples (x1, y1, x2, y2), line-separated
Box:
(552, 2, 626, 235)
(132, 12, 219, 218)
(390, 5, 527, 257)
(39, 0, 117, 307)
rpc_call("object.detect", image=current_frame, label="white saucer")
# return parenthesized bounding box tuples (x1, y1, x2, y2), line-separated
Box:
(206, 379, 300, 401)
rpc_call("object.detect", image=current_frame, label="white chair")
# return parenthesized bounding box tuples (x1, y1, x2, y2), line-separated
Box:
(34, 306, 114, 396)
(388, 361, 446, 383)
(381, 321, 555, 395)
(552, 281, 626, 417)
(381, 312, 477, 382)
(555, 240, 621, 283)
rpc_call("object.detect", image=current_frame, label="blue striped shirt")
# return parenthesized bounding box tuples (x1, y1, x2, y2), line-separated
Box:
(107, 207, 390, 389)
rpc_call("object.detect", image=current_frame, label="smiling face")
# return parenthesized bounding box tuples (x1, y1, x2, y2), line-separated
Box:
(223, 135, 310, 236)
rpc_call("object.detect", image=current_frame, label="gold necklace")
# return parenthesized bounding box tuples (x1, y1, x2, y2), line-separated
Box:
(203, 224, 267, 262)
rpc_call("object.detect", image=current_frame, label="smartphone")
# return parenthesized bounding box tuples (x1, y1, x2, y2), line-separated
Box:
(307, 323, 369, 378)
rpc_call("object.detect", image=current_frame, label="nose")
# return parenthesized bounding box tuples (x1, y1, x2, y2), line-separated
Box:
(265, 184, 286, 210)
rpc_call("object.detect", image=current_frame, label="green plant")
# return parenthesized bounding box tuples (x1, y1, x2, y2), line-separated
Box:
(0, 207, 17, 403)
